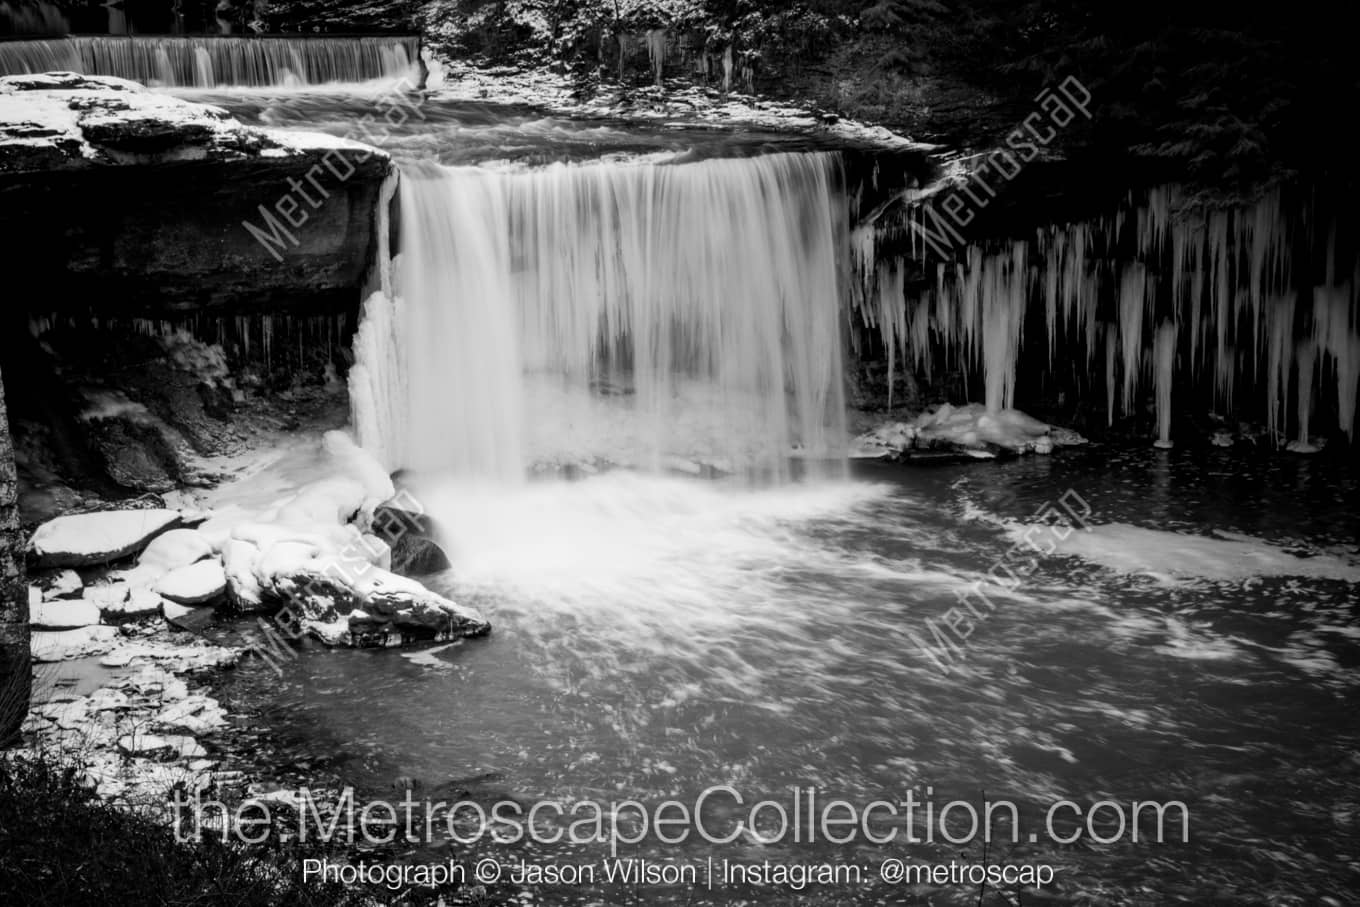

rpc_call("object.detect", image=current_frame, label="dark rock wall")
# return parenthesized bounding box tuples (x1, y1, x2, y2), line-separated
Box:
(0, 365, 29, 745)
(0, 74, 388, 510)
(0, 156, 390, 316)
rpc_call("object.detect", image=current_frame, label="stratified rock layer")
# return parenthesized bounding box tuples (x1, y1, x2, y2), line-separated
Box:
(0, 72, 392, 314)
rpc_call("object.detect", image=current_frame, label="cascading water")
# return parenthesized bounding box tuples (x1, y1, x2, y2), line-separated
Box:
(352, 152, 849, 482)
(0, 35, 419, 87)
(172, 84, 1360, 907)
(854, 185, 1360, 445)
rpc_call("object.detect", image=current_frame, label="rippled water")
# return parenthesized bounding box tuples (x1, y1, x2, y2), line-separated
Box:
(183, 85, 1360, 904)
(214, 449, 1360, 905)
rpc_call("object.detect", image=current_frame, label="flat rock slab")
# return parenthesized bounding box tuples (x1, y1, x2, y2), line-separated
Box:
(28, 509, 183, 568)
(31, 625, 120, 662)
(30, 599, 102, 630)
(163, 602, 216, 633)
(116, 732, 207, 760)
(99, 588, 163, 619)
(156, 559, 227, 605)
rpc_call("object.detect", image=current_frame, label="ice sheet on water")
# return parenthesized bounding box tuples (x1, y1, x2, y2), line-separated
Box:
(1007, 521, 1360, 585)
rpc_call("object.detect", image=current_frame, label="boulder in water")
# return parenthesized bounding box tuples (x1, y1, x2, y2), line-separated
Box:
(265, 549, 488, 646)
(852, 404, 1085, 461)
(373, 496, 451, 575)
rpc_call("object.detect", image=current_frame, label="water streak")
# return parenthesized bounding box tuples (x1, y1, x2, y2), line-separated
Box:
(354, 153, 849, 481)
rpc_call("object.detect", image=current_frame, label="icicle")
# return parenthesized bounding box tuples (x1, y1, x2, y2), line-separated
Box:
(980, 243, 1027, 413)
(1153, 320, 1177, 448)
(1118, 264, 1148, 415)
(1315, 286, 1360, 440)
(875, 260, 907, 410)
(1105, 326, 1118, 427)
(262, 314, 273, 373)
(1264, 294, 1297, 445)
(1293, 339, 1317, 451)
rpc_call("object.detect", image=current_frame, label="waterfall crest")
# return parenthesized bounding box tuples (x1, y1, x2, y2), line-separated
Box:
(352, 152, 849, 482)
(0, 36, 419, 87)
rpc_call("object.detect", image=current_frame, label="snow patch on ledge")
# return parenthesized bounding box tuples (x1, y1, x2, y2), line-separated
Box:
(1, 71, 387, 171)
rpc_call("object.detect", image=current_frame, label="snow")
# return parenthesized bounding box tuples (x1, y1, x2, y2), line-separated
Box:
(222, 539, 265, 609)
(100, 589, 164, 619)
(262, 126, 389, 157)
(117, 732, 206, 759)
(1, 72, 390, 173)
(155, 560, 227, 605)
(28, 509, 182, 567)
(1012, 522, 1360, 585)
(30, 600, 101, 630)
(82, 581, 130, 608)
(136, 529, 214, 574)
(41, 569, 83, 600)
(852, 403, 1079, 457)
(161, 600, 194, 623)
(31, 625, 120, 663)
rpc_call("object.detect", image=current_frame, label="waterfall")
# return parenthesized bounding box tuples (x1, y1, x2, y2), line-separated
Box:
(854, 185, 1360, 444)
(0, 35, 419, 87)
(352, 152, 849, 482)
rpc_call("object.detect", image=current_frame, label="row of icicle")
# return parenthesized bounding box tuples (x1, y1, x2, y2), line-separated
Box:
(28, 312, 349, 375)
(852, 185, 1360, 446)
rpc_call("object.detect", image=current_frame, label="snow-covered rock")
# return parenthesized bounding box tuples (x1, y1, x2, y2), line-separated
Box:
(117, 732, 207, 760)
(2, 72, 393, 319)
(31, 625, 120, 662)
(27, 508, 182, 567)
(39, 569, 83, 600)
(264, 549, 490, 646)
(192, 432, 494, 645)
(155, 559, 227, 605)
(100, 588, 163, 619)
(30, 599, 102, 630)
(162, 600, 194, 623)
(852, 404, 1087, 461)
(136, 528, 214, 574)
(321, 429, 395, 517)
(222, 538, 266, 611)
(83, 581, 131, 609)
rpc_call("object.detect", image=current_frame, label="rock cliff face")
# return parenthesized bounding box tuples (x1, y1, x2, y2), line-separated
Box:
(0, 365, 28, 745)
(0, 71, 391, 510)
(0, 72, 393, 315)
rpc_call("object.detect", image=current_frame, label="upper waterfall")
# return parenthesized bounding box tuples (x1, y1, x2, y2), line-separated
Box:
(351, 152, 850, 482)
(0, 35, 420, 87)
